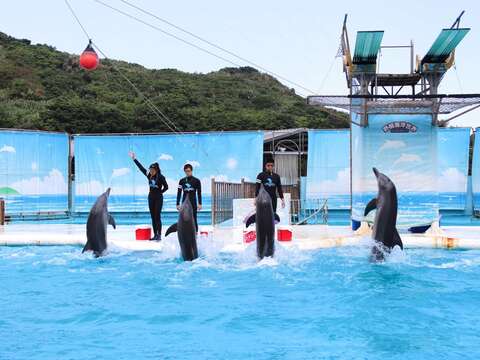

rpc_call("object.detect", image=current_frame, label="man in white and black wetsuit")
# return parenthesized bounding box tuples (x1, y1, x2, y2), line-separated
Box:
(176, 163, 202, 231)
(255, 158, 285, 212)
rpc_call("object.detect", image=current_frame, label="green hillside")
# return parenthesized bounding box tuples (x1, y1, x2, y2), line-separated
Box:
(0, 31, 348, 133)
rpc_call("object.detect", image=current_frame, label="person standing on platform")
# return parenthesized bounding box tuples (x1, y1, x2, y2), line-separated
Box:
(129, 151, 168, 241)
(177, 164, 202, 231)
(255, 158, 285, 212)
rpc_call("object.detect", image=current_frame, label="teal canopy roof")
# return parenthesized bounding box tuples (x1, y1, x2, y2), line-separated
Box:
(353, 31, 384, 64)
(422, 28, 470, 64)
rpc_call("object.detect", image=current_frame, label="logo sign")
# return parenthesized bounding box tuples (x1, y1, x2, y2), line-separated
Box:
(382, 121, 417, 133)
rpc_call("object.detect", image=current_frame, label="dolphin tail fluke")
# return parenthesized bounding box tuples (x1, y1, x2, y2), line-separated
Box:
(393, 228, 403, 250)
(364, 198, 378, 216)
(245, 214, 256, 228)
(108, 213, 116, 229)
(274, 213, 280, 224)
(165, 223, 178, 237)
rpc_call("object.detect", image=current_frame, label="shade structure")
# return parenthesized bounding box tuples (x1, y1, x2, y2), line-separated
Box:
(421, 28, 470, 64)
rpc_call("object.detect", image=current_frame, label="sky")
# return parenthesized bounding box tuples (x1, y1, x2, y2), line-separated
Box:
(0, 0, 479, 127)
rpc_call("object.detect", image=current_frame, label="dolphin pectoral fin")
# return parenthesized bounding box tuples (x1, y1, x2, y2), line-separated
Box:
(108, 213, 116, 229)
(364, 198, 377, 216)
(393, 229, 403, 250)
(165, 223, 178, 237)
(82, 241, 92, 253)
(274, 213, 280, 224)
(245, 214, 256, 228)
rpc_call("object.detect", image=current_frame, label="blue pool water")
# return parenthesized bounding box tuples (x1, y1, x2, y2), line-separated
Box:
(2, 242, 480, 360)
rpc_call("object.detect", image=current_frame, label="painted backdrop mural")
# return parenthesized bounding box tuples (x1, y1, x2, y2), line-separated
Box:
(0, 130, 69, 214)
(306, 130, 350, 209)
(472, 129, 480, 211)
(74, 131, 263, 212)
(437, 128, 470, 210)
(352, 114, 439, 226)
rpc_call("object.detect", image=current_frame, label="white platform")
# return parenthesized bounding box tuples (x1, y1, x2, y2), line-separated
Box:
(0, 223, 479, 251)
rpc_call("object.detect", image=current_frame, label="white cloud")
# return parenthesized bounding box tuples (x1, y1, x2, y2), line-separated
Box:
(226, 158, 238, 170)
(0, 145, 15, 153)
(10, 168, 67, 195)
(75, 180, 105, 196)
(158, 153, 173, 161)
(393, 153, 422, 166)
(31, 162, 38, 171)
(438, 167, 467, 192)
(378, 140, 406, 153)
(352, 169, 438, 193)
(186, 160, 200, 168)
(308, 168, 350, 195)
(112, 167, 130, 178)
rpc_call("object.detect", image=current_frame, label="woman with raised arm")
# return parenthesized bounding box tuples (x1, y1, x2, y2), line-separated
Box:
(129, 151, 168, 241)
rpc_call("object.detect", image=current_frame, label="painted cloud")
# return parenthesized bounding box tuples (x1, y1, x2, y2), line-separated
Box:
(0, 145, 15, 153)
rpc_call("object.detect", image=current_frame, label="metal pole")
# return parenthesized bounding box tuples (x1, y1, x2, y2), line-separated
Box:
(67, 135, 74, 215)
(410, 40, 414, 74)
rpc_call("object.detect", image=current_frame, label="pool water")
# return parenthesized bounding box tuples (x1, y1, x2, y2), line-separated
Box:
(1, 240, 480, 360)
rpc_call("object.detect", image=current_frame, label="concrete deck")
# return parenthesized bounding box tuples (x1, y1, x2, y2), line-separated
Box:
(0, 223, 479, 251)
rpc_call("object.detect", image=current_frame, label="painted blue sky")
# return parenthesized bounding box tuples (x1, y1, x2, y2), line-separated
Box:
(74, 131, 263, 196)
(352, 114, 438, 193)
(307, 124, 468, 209)
(0, 131, 68, 195)
(1, 1, 478, 126)
(306, 130, 350, 197)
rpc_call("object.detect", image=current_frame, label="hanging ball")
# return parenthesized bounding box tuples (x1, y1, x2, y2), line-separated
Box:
(79, 41, 99, 70)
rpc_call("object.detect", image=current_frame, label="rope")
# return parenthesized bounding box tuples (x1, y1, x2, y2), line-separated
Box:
(115, 0, 316, 95)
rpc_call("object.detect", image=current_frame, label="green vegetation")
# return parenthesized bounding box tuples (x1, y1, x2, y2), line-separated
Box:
(0, 187, 19, 195)
(0, 32, 348, 133)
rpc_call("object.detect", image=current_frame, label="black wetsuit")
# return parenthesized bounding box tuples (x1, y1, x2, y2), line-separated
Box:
(134, 159, 168, 237)
(176, 176, 202, 231)
(255, 171, 284, 212)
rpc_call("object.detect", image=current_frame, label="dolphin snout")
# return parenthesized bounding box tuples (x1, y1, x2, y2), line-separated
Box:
(106, 187, 111, 196)
(372, 167, 379, 178)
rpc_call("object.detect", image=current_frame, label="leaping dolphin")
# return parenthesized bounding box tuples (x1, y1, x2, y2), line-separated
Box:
(364, 168, 403, 261)
(245, 185, 280, 260)
(82, 188, 116, 257)
(165, 196, 198, 261)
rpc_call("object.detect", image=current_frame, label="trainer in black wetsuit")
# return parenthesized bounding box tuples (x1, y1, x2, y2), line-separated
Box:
(255, 158, 284, 212)
(176, 163, 202, 231)
(130, 152, 168, 241)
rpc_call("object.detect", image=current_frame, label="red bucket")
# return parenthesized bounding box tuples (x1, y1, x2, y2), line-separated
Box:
(277, 227, 292, 242)
(243, 230, 256, 243)
(136, 227, 151, 241)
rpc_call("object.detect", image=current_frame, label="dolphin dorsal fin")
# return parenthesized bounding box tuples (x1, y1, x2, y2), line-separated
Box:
(245, 214, 256, 228)
(165, 223, 178, 237)
(364, 198, 378, 217)
(108, 213, 116, 229)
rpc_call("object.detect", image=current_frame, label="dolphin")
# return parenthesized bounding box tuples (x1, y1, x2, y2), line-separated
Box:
(82, 188, 116, 257)
(364, 168, 403, 261)
(165, 196, 198, 261)
(245, 185, 280, 260)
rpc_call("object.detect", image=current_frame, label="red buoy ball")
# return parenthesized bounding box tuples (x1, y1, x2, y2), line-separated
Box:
(79, 42, 99, 70)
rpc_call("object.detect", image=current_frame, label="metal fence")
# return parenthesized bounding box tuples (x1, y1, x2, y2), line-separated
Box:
(211, 178, 302, 225)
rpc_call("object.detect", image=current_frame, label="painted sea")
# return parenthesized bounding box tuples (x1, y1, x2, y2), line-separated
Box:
(2, 193, 469, 226)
